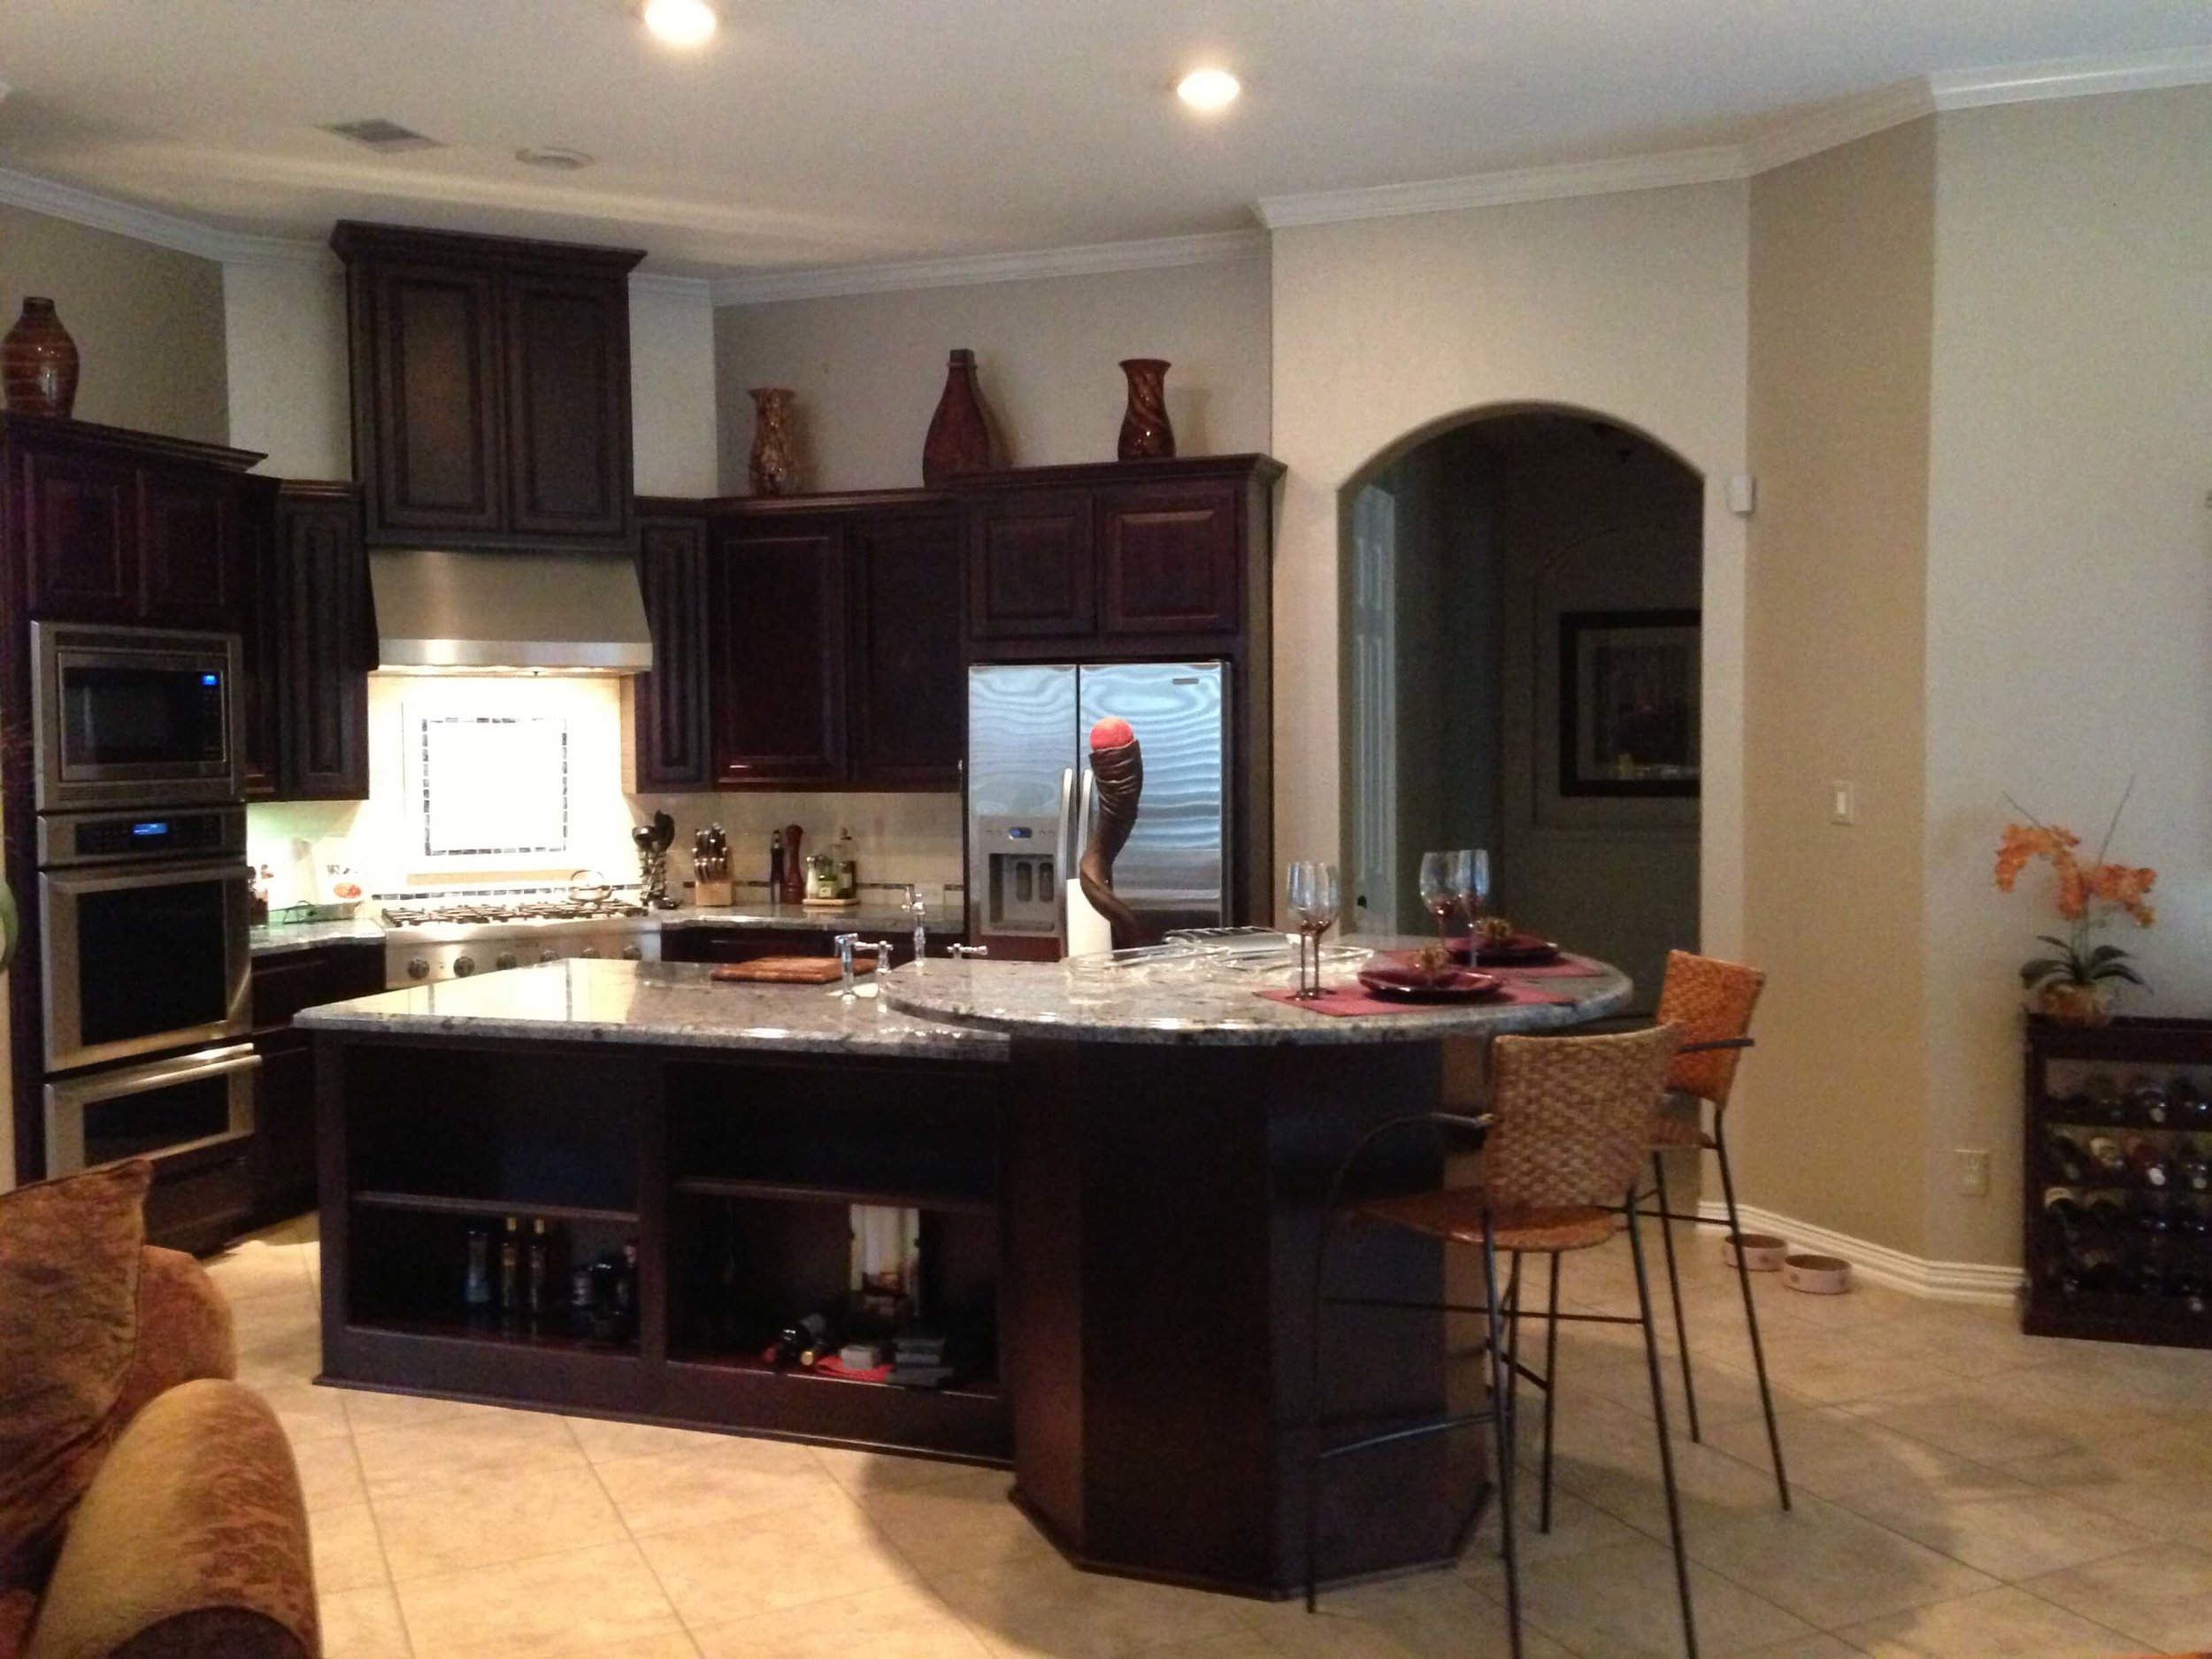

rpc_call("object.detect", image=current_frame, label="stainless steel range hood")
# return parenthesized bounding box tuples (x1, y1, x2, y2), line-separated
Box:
(368, 549, 653, 673)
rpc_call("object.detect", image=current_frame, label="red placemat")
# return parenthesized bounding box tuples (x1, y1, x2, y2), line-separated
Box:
(1256, 980, 1579, 1017)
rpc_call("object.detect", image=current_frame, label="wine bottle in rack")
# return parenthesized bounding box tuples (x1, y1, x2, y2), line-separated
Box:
(2131, 1078, 2171, 1125)
(2043, 1187, 2087, 1230)
(2179, 1142, 2212, 1194)
(2087, 1133, 2128, 1177)
(2182, 1202, 2212, 1242)
(2078, 1073, 2124, 1123)
(2086, 1191, 2129, 1230)
(2173, 1074, 2212, 1127)
(2047, 1131, 2087, 1182)
(2125, 1136, 2174, 1189)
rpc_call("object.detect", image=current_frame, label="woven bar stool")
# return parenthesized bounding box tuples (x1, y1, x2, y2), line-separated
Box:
(1305, 1024, 1698, 1659)
(1639, 950, 1789, 1508)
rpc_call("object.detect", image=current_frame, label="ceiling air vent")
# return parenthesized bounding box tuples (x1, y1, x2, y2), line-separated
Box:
(322, 119, 443, 153)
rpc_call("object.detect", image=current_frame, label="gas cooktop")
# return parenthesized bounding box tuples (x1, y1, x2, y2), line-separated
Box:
(380, 897, 649, 927)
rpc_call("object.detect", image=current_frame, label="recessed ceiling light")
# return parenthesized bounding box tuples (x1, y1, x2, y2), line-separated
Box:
(1176, 68, 1241, 112)
(516, 146, 595, 171)
(642, 0, 717, 47)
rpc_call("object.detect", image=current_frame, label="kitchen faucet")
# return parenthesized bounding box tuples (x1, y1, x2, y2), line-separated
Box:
(834, 933, 898, 998)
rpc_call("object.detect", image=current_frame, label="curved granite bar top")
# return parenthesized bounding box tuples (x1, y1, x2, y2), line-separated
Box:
(879, 946, 1632, 1047)
(293, 957, 1006, 1062)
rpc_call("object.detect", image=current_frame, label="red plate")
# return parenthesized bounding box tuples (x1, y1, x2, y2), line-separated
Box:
(1448, 933, 1563, 967)
(1357, 956, 1506, 1001)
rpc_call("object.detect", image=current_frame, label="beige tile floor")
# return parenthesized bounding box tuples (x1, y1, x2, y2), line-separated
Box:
(211, 1216, 2212, 1658)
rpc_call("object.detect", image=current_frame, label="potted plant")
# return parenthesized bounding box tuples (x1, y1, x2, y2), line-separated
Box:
(1993, 787, 2155, 1025)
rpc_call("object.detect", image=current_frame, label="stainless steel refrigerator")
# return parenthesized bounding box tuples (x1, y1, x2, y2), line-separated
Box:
(966, 662, 1229, 956)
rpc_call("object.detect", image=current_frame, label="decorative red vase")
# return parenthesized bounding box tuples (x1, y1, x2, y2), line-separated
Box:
(3, 297, 81, 419)
(1117, 358, 1174, 461)
(748, 387, 799, 496)
(922, 349, 996, 485)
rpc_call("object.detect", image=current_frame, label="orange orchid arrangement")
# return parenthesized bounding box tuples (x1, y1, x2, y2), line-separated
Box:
(1993, 785, 2155, 1020)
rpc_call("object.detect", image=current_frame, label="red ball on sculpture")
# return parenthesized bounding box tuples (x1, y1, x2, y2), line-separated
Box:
(1089, 717, 1135, 751)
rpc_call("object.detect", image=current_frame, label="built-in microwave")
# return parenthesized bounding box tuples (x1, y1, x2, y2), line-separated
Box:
(38, 807, 253, 1073)
(30, 622, 242, 811)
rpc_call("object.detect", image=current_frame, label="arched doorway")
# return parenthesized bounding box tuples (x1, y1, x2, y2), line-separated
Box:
(1343, 406, 1701, 1013)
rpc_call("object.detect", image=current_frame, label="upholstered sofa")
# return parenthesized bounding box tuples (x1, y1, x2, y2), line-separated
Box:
(0, 1163, 319, 1659)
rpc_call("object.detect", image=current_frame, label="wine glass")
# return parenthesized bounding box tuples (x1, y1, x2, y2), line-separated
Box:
(1285, 861, 1340, 998)
(1453, 849, 1492, 933)
(1418, 851, 1465, 952)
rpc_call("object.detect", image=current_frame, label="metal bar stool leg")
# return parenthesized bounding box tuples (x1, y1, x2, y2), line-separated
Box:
(1625, 1193, 1700, 1659)
(1716, 1127, 1791, 1509)
(1482, 1224, 1525, 1659)
(1540, 1250, 1562, 1533)
(1504, 1249, 1525, 1544)
(1650, 1149, 1701, 1443)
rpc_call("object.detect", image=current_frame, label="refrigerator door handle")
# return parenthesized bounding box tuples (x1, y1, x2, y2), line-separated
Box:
(1055, 765, 1076, 952)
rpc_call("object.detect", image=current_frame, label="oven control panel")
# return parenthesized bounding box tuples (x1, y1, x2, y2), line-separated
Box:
(38, 805, 248, 868)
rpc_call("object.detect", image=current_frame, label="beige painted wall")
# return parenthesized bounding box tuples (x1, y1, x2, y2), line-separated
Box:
(1742, 121, 1937, 1256)
(1921, 87, 2212, 1265)
(0, 202, 227, 444)
(711, 256, 1272, 493)
(1270, 182, 1749, 958)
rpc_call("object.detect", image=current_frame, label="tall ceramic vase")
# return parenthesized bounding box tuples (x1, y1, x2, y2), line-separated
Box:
(921, 349, 996, 485)
(3, 297, 81, 419)
(1117, 358, 1174, 460)
(748, 387, 799, 496)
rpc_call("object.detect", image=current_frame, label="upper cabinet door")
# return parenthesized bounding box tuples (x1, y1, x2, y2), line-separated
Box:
(138, 465, 240, 629)
(849, 508, 963, 790)
(280, 486, 372, 800)
(964, 489, 1094, 639)
(360, 263, 506, 541)
(237, 476, 284, 800)
(632, 511, 711, 790)
(1097, 480, 1241, 636)
(711, 524, 849, 788)
(18, 445, 135, 622)
(503, 273, 633, 543)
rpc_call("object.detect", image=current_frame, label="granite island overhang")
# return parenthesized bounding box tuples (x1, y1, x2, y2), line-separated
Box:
(296, 952, 1632, 1597)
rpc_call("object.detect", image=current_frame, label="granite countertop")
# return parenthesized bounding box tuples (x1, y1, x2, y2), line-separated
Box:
(249, 917, 389, 958)
(293, 957, 1007, 1062)
(877, 949, 1632, 1047)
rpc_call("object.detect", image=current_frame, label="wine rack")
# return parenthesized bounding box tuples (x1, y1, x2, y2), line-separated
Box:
(2024, 1015, 2212, 1349)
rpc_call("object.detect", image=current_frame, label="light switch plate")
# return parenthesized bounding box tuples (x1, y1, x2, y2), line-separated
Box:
(1956, 1148, 1990, 1197)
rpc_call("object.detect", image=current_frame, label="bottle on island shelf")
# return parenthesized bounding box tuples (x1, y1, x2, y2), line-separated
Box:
(526, 1218, 552, 1324)
(465, 1225, 494, 1317)
(498, 1216, 523, 1327)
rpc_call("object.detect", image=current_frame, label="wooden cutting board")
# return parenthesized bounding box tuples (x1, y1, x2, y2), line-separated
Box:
(709, 954, 879, 985)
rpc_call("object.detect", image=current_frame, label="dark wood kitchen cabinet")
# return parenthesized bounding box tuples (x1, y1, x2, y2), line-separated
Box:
(243, 482, 372, 802)
(628, 500, 712, 790)
(710, 515, 849, 787)
(332, 222, 644, 552)
(962, 455, 1279, 650)
(702, 491, 963, 792)
(4, 414, 265, 630)
(250, 941, 385, 1225)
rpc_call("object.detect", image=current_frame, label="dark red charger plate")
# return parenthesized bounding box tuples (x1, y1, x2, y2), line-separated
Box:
(1448, 933, 1563, 967)
(1356, 956, 1508, 1002)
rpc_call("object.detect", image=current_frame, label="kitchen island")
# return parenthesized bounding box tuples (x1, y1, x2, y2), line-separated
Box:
(298, 951, 1629, 1596)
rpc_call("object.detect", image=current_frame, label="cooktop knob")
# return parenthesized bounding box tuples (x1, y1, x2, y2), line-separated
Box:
(539, 948, 558, 964)
(406, 956, 430, 980)
(454, 955, 477, 978)
(580, 944, 603, 959)
(621, 944, 643, 961)
(495, 952, 518, 972)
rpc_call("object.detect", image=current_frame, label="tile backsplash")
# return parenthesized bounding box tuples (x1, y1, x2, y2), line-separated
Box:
(247, 673, 963, 912)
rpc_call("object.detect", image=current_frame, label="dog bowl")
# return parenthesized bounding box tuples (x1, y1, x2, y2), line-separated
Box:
(1722, 1232, 1790, 1272)
(1782, 1252, 1853, 1295)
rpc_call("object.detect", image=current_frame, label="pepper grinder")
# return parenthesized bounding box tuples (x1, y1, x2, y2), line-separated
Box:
(780, 824, 805, 904)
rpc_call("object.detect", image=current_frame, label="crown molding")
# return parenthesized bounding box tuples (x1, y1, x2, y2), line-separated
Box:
(709, 227, 1268, 307)
(1931, 42, 2212, 109)
(1737, 80, 1937, 174)
(0, 163, 325, 264)
(628, 271, 713, 301)
(1254, 146, 1746, 230)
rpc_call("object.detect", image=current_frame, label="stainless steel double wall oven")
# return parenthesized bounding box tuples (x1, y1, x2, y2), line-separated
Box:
(30, 623, 257, 1182)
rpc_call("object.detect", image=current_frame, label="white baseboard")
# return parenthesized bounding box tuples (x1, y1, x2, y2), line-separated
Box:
(1694, 1199, 2024, 1307)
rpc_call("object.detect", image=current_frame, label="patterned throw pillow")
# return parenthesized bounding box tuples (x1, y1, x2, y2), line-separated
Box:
(0, 1161, 151, 1591)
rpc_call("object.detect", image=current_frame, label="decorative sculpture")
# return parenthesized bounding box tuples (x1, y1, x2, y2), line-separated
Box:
(1079, 717, 1145, 950)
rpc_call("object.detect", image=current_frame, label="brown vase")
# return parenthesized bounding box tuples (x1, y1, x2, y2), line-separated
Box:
(3, 297, 81, 419)
(747, 387, 799, 496)
(921, 349, 996, 485)
(1117, 358, 1174, 461)
(2035, 981, 2113, 1026)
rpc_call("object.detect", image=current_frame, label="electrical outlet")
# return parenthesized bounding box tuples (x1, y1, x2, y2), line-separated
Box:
(1829, 780, 1857, 826)
(1956, 1148, 1990, 1197)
